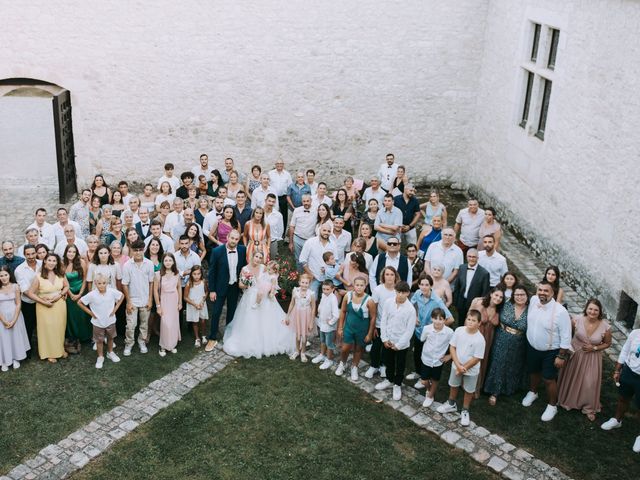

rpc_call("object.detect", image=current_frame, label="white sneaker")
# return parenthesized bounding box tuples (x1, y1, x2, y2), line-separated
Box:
(311, 354, 325, 364)
(350, 366, 359, 381)
(364, 366, 378, 379)
(405, 372, 419, 380)
(365, 344, 372, 353)
(319, 359, 334, 370)
(300, 353, 308, 363)
(633, 435, 640, 453)
(107, 352, 120, 363)
(170, 348, 177, 354)
(305, 340, 311, 347)
(392, 385, 402, 401)
(1, 365, 8, 372)
(195, 339, 201, 348)
(123, 346, 132, 357)
(437, 402, 457, 414)
(138, 342, 148, 354)
(92, 342, 97, 351)
(12, 360, 20, 369)
(95, 357, 104, 369)
(379, 366, 387, 378)
(601, 417, 622, 431)
(335, 362, 346, 376)
(201, 336, 208, 344)
(413, 380, 426, 389)
(375, 379, 392, 391)
(159, 349, 167, 357)
(422, 395, 434, 408)
(289, 351, 300, 361)
(460, 410, 470, 426)
(521, 391, 539, 407)
(541, 404, 558, 422)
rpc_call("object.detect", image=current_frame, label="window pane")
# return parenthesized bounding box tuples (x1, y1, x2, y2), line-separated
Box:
(531, 23, 541, 62)
(536, 79, 553, 140)
(520, 71, 534, 128)
(548, 29, 560, 69)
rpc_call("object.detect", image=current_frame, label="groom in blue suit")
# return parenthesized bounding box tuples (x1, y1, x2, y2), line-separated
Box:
(205, 230, 247, 352)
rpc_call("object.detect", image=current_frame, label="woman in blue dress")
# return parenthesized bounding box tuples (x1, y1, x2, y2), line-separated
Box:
(483, 284, 529, 405)
(416, 215, 443, 258)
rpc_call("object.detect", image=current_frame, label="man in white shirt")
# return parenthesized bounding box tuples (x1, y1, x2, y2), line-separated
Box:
(477, 235, 508, 287)
(377, 153, 399, 192)
(157, 162, 181, 192)
(192, 153, 210, 179)
(306, 169, 319, 196)
(54, 225, 89, 257)
(17, 228, 40, 257)
(263, 194, 284, 260)
(454, 198, 485, 256)
(171, 208, 199, 240)
(311, 182, 333, 211)
(118, 181, 136, 207)
(521, 281, 572, 422)
(217, 186, 236, 207)
(202, 209, 220, 241)
(135, 207, 152, 240)
(299, 224, 336, 293)
(14, 244, 40, 356)
(70, 189, 91, 238)
(27, 208, 56, 249)
(363, 177, 386, 206)
(251, 173, 278, 210)
(369, 238, 412, 290)
(289, 195, 317, 269)
(424, 228, 464, 284)
(175, 235, 201, 287)
(268, 159, 293, 228)
(330, 217, 351, 263)
(144, 221, 175, 253)
(124, 197, 141, 224)
(52, 207, 83, 247)
(163, 198, 184, 235)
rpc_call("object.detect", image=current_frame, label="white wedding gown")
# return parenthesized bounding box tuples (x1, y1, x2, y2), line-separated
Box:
(223, 266, 296, 358)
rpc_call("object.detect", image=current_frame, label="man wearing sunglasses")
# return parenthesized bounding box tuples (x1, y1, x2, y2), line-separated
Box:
(369, 237, 411, 290)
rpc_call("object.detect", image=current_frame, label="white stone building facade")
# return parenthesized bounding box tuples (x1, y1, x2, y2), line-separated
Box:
(0, 0, 638, 319)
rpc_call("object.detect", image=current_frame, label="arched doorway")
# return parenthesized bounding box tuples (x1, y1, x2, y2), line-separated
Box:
(0, 78, 78, 203)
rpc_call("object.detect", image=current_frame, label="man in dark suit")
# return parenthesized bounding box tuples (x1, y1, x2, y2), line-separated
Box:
(452, 248, 490, 325)
(205, 230, 247, 351)
(135, 207, 152, 240)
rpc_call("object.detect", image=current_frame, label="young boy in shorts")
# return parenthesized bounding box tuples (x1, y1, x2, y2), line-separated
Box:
(312, 280, 340, 370)
(420, 307, 454, 408)
(436, 309, 486, 426)
(78, 274, 125, 369)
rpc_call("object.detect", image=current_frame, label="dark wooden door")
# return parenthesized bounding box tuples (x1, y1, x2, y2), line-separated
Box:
(52, 89, 77, 203)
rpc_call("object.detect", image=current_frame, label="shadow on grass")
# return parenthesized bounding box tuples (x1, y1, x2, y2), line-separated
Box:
(71, 356, 497, 480)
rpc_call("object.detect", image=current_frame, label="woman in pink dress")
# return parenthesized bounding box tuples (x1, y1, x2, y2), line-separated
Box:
(154, 253, 182, 357)
(558, 298, 611, 421)
(213, 206, 240, 246)
(469, 288, 505, 398)
(477, 207, 502, 251)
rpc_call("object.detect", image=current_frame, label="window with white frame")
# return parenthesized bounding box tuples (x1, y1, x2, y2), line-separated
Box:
(519, 22, 560, 140)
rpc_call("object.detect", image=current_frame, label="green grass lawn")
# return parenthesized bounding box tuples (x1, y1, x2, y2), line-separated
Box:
(0, 336, 198, 474)
(71, 356, 496, 480)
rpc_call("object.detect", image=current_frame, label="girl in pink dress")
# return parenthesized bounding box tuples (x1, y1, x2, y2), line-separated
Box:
(285, 273, 316, 362)
(154, 253, 182, 357)
(254, 261, 279, 308)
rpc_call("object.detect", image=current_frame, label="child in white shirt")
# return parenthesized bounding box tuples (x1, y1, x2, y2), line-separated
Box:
(436, 309, 486, 426)
(312, 281, 340, 370)
(78, 274, 125, 369)
(420, 307, 454, 408)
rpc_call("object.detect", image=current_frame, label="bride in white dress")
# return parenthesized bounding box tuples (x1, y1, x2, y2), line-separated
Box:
(223, 252, 296, 358)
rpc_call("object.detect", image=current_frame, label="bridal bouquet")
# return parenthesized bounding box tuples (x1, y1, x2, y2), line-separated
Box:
(240, 269, 255, 287)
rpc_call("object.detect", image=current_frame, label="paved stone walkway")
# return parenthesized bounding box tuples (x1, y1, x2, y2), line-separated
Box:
(1, 346, 233, 480)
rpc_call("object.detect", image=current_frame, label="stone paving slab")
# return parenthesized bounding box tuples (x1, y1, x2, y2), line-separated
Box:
(3, 346, 233, 480)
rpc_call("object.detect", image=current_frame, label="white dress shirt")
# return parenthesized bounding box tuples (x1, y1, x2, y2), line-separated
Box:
(175, 249, 202, 286)
(53, 221, 83, 245)
(526, 296, 572, 351)
(157, 175, 181, 192)
(618, 329, 640, 375)
(202, 211, 220, 238)
(268, 169, 293, 196)
(311, 194, 333, 211)
(54, 238, 89, 258)
(290, 206, 317, 240)
(227, 248, 238, 284)
(251, 186, 279, 210)
(420, 324, 454, 367)
(14, 260, 41, 303)
(299, 237, 336, 281)
(144, 234, 175, 253)
(27, 222, 56, 249)
(362, 187, 386, 206)
(477, 250, 508, 287)
(372, 284, 397, 328)
(424, 241, 464, 279)
(164, 211, 184, 235)
(316, 293, 340, 332)
(464, 266, 477, 298)
(330, 230, 352, 263)
(380, 298, 416, 350)
(265, 210, 284, 241)
(377, 163, 399, 192)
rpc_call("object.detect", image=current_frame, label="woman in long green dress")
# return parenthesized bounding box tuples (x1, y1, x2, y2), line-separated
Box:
(62, 244, 91, 353)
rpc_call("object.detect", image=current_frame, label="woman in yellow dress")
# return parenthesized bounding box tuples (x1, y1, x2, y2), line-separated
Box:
(27, 253, 69, 363)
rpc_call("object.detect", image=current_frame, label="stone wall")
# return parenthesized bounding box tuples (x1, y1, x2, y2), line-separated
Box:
(0, 0, 488, 185)
(467, 0, 640, 319)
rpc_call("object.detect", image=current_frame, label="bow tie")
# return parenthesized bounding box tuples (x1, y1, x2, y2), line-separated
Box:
(387, 165, 392, 168)
(303, 210, 310, 213)
(142, 223, 149, 227)
(468, 267, 475, 271)
(227, 250, 236, 254)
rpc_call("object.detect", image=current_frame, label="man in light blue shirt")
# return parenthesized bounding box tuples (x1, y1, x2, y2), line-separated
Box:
(374, 194, 403, 250)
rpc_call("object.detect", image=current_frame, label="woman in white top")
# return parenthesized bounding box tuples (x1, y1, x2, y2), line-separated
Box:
(226, 171, 245, 201)
(87, 245, 122, 290)
(155, 182, 176, 210)
(139, 183, 157, 213)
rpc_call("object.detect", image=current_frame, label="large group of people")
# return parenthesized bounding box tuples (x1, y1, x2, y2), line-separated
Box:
(0, 153, 638, 453)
